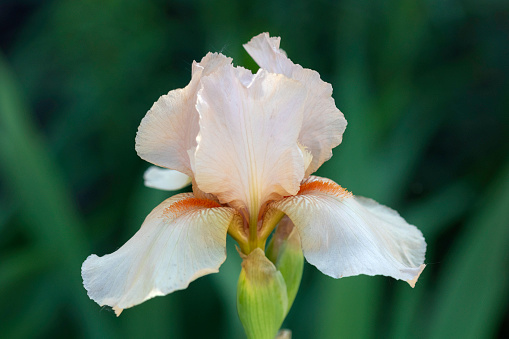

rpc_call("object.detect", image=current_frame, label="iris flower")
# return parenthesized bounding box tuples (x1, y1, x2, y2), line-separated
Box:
(82, 33, 426, 316)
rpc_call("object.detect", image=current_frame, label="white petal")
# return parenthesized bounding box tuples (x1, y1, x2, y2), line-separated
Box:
(191, 178, 220, 202)
(298, 143, 313, 174)
(143, 166, 192, 191)
(243, 33, 294, 76)
(244, 33, 347, 175)
(269, 176, 426, 284)
(135, 53, 232, 176)
(193, 64, 307, 218)
(82, 193, 241, 314)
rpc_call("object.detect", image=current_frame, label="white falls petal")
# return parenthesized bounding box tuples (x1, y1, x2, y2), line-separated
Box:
(82, 193, 241, 315)
(143, 166, 192, 191)
(135, 53, 232, 176)
(193, 64, 307, 218)
(269, 176, 426, 285)
(244, 33, 347, 175)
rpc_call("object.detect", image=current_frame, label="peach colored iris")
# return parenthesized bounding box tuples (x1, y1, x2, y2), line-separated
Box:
(82, 33, 426, 315)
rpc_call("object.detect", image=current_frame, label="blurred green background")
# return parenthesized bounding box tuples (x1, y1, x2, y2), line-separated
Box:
(1, 0, 508, 338)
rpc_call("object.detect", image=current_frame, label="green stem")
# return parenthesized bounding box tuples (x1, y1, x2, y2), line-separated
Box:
(248, 213, 259, 253)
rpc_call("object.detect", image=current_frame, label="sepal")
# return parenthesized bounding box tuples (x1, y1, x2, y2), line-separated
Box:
(237, 248, 288, 339)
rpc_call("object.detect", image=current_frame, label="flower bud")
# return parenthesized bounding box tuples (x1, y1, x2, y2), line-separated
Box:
(266, 217, 304, 314)
(237, 248, 288, 339)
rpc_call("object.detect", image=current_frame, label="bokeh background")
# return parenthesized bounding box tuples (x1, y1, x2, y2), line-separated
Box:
(1, 0, 508, 338)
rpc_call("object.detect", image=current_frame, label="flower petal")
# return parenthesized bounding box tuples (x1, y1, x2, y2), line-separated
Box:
(193, 64, 307, 217)
(82, 193, 241, 314)
(269, 176, 426, 284)
(244, 33, 347, 175)
(143, 166, 192, 191)
(135, 53, 232, 176)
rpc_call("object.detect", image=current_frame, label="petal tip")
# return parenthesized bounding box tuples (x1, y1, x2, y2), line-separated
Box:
(243, 32, 279, 47)
(113, 306, 123, 317)
(406, 264, 426, 288)
(143, 166, 192, 191)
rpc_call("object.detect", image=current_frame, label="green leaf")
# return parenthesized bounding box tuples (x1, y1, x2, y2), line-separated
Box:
(427, 162, 509, 338)
(212, 240, 245, 339)
(0, 279, 57, 339)
(0, 247, 51, 294)
(0, 54, 115, 338)
(315, 276, 381, 339)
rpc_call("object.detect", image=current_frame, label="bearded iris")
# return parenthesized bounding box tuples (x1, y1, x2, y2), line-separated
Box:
(81, 33, 426, 317)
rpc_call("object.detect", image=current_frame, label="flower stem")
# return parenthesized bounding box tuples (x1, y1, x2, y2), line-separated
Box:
(248, 213, 259, 253)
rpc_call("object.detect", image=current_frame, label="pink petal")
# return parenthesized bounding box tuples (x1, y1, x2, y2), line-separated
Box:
(82, 193, 241, 314)
(135, 53, 232, 176)
(269, 176, 426, 285)
(193, 64, 307, 219)
(244, 33, 347, 175)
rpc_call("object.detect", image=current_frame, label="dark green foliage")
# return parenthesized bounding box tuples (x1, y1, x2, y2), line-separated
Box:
(0, 0, 508, 338)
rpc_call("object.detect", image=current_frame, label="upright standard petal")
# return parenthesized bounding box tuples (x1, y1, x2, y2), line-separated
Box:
(135, 53, 232, 176)
(193, 64, 308, 218)
(268, 176, 426, 285)
(244, 33, 347, 175)
(143, 166, 192, 191)
(82, 193, 241, 315)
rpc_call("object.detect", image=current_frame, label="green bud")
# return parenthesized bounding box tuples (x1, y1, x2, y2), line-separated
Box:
(237, 248, 288, 339)
(266, 217, 304, 314)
